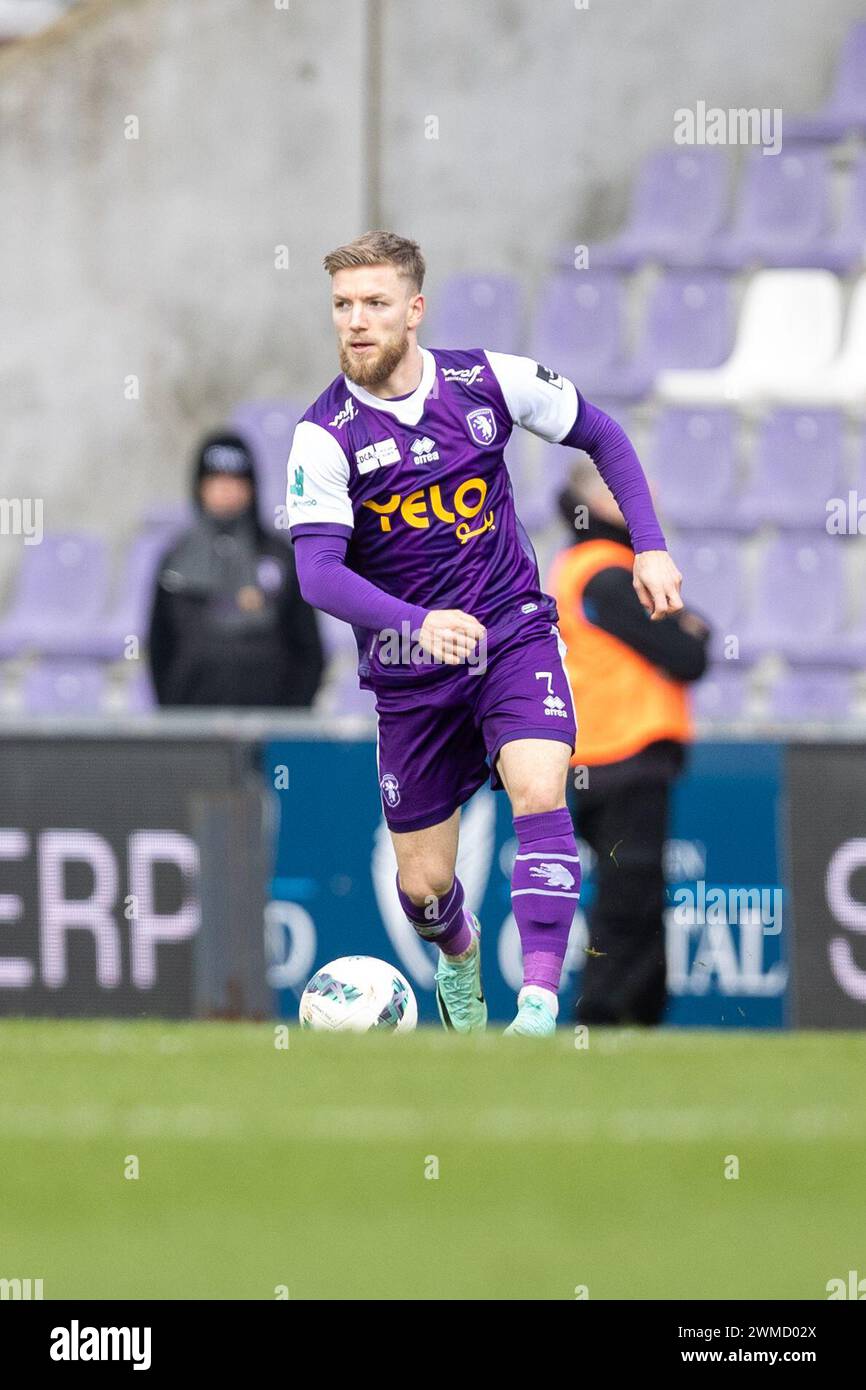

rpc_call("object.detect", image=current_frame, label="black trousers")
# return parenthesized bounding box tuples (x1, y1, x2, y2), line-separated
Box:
(567, 776, 672, 1026)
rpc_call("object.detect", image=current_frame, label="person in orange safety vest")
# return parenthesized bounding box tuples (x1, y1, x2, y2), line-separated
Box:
(548, 459, 711, 1025)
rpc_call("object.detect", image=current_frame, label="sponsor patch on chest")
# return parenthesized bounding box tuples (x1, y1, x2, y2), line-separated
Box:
(355, 437, 401, 474)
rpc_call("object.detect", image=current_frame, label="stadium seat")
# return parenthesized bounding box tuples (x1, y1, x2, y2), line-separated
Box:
(124, 666, 158, 713)
(823, 151, 866, 276)
(231, 399, 306, 532)
(577, 149, 729, 270)
(422, 273, 523, 354)
(74, 529, 176, 659)
(766, 273, 866, 409)
(739, 533, 858, 664)
(0, 533, 109, 658)
(671, 534, 744, 660)
(735, 409, 845, 528)
(691, 664, 748, 721)
(21, 659, 107, 715)
(140, 500, 194, 531)
(649, 409, 743, 531)
(530, 417, 634, 537)
(317, 609, 360, 663)
(325, 665, 378, 716)
(504, 429, 550, 534)
(572, 272, 735, 402)
(700, 148, 837, 271)
(767, 668, 853, 721)
(637, 272, 733, 373)
(784, 22, 866, 141)
(530, 271, 628, 399)
(655, 270, 843, 406)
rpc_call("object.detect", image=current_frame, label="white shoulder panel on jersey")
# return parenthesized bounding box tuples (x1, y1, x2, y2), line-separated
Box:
(286, 420, 354, 530)
(484, 350, 579, 444)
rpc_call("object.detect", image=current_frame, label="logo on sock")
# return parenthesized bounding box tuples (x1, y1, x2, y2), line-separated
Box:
(529, 861, 576, 890)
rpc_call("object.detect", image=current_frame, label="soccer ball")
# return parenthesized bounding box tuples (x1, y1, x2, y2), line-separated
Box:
(299, 956, 418, 1034)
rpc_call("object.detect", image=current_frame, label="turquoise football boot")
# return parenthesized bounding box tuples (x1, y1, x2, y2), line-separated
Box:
(503, 993, 557, 1038)
(435, 913, 487, 1033)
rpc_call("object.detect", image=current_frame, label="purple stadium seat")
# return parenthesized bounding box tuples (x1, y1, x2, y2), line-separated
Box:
(76, 530, 175, 659)
(530, 413, 634, 536)
(567, 273, 735, 402)
(701, 148, 836, 271)
(825, 152, 866, 276)
(231, 400, 306, 533)
(0, 533, 109, 659)
(648, 410, 742, 530)
(22, 660, 107, 715)
(736, 409, 845, 529)
(853, 428, 866, 504)
(424, 273, 523, 354)
(125, 666, 158, 713)
(785, 23, 866, 141)
(140, 501, 194, 531)
(581, 149, 729, 270)
(317, 611, 359, 663)
(328, 666, 377, 716)
(636, 272, 733, 373)
(767, 668, 853, 721)
(739, 533, 856, 664)
(530, 272, 628, 398)
(506, 429, 554, 534)
(691, 664, 748, 721)
(672, 534, 744, 660)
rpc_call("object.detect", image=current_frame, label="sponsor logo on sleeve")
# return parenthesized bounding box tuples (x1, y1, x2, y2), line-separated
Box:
(535, 363, 564, 389)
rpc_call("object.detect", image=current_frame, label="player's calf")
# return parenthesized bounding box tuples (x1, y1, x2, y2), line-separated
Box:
(396, 873, 487, 1032)
(504, 806, 581, 1035)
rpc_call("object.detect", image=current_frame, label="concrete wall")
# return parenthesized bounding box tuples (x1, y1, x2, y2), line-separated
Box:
(0, 0, 864, 588)
(383, 0, 866, 293)
(0, 0, 365, 591)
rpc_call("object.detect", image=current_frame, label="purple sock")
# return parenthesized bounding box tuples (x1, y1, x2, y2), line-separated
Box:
(396, 873, 472, 956)
(511, 808, 581, 994)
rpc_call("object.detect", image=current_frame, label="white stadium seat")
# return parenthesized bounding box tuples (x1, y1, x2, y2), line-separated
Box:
(766, 273, 866, 409)
(655, 270, 843, 407)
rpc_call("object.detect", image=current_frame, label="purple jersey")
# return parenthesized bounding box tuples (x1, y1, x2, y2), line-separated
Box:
(287, 347, 579, 688)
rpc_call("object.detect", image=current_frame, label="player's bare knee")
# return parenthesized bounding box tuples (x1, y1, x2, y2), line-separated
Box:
(398, 868, 455, 905)
(510, 784, 567, 818)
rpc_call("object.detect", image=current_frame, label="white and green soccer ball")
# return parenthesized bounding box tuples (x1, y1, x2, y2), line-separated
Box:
(299, 956, 418, 1034)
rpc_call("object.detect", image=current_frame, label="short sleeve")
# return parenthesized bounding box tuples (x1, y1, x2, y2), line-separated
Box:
(484, 351, 579, 443)
(286, 420, 354, 532)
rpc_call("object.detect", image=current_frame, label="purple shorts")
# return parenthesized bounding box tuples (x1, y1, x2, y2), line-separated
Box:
(373, 622, 578, 832)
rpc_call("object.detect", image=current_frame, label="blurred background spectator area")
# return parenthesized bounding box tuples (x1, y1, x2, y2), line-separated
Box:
(2, 4, 865, 721)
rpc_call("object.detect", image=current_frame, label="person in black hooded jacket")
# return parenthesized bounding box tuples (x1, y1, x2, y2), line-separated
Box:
(148, 431, 324, 707)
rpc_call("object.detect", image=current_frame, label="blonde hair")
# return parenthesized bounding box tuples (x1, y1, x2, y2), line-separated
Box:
(323, 231, 426, 291)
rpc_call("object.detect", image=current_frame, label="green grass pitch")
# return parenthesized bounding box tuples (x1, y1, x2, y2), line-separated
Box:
(0, 1021, 863, 1300)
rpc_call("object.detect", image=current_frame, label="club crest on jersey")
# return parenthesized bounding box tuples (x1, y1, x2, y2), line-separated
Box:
(465, 408, 497, 446)
(410, 436, 439, 465)
(355, 437, 401, 474)
(329, 397, 356, 429)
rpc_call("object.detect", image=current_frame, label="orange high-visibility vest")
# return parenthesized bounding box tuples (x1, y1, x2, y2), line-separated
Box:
(548, 539, 693, 766)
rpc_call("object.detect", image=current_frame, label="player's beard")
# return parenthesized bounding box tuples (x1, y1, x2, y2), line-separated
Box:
(339, 328, 410, 389)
